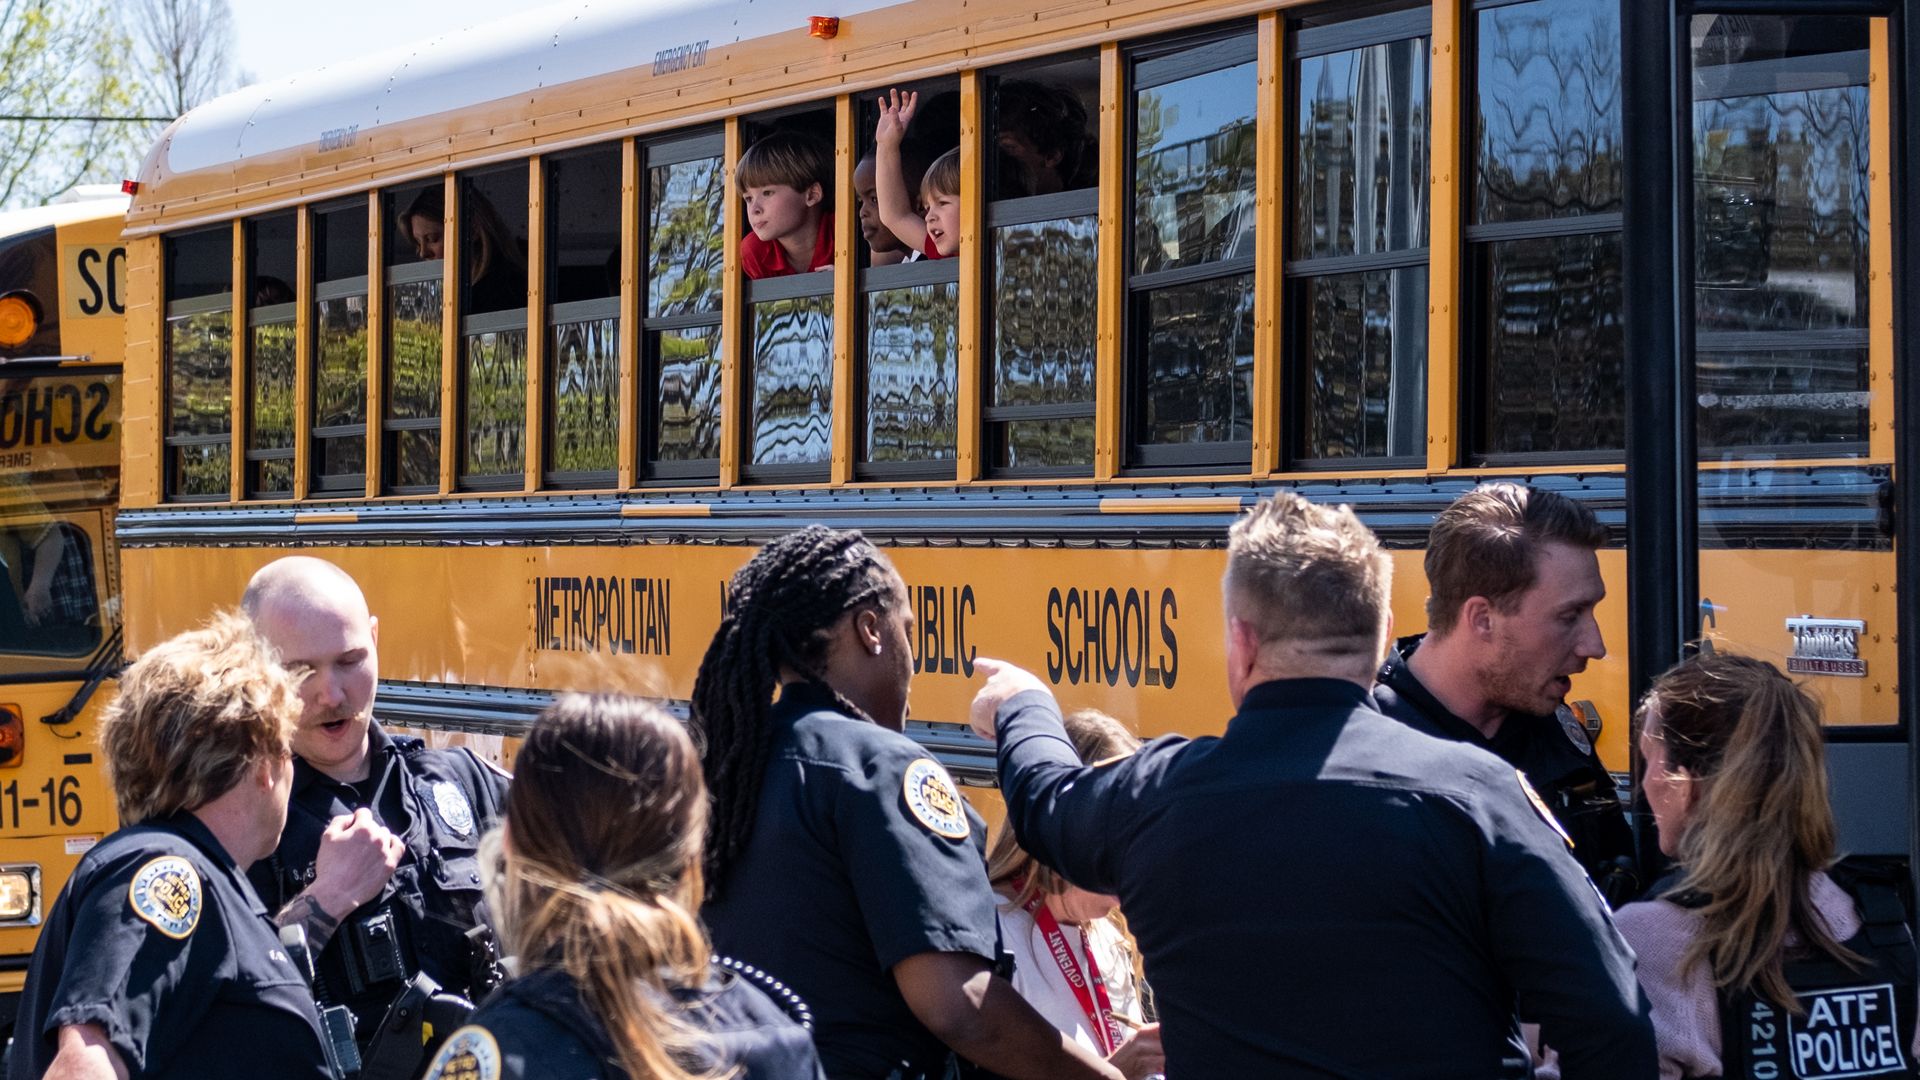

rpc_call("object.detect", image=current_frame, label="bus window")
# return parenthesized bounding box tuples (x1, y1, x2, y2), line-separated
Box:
(383, 181, 444, 494)
(858, 83, 959, 477)
(543, 144, 620, 488)
(0, 518, 97, 660)
(311, 200, 370, 494)
(459, 166, 530, 489)
(245, 212, 296, 498)
(1127, 29, 1258, 470)
(641, 132, 725, 481)
(1288, 6, 1430, 466)
(1691, 15, 1870, 455)
(741, 109, 835, 482)
(163, 225, 233, 500)
(984, 57, 1100, 476)
(1466, 0, 1624, 461)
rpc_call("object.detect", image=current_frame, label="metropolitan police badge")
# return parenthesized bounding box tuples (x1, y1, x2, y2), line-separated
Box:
(902, 758, 970, 839)
(431, 781, 475, 837)
(422, 1025, 501, 1080)
(128, 855, 202, 939)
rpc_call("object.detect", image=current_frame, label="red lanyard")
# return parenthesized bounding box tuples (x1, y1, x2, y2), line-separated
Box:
(1026, 895, 1123, 1055)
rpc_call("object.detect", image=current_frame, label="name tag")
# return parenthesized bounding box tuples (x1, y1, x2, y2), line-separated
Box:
(1749, 983, 1912, 1079)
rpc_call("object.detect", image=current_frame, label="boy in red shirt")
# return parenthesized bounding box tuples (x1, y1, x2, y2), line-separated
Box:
(875, 89, 960, 260)
(738, 131, 835, 278)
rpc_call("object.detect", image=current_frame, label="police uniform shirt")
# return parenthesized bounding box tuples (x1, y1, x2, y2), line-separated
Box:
(420, 964, 826, 1080)
(248, 721, 510, 1031)
(994, 679, 1657, 1080)
(1374, 633, 1638, 902)
(8, 813, 331, 1080)
(703, 682, 998, 1080)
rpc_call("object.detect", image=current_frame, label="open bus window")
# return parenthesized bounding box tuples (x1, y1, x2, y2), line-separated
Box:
(382, 181, 444, 494)
(984, 55, 1100, 475)
(163, 225, 234, 500)
(544, 145, 622, 488)
(1287, 5, 1430, 466)
(0, 519, 98, 659)
(856, 82, 959, 477)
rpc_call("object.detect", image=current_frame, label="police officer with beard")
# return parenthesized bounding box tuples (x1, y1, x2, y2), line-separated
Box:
(242, 557, 510, 1055)
(1372, 483, 1638, 904)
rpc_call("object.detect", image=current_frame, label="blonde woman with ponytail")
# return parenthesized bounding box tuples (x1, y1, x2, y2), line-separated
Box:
(421, 695, 824, 1080)
(1617, 652, 1920, 1080)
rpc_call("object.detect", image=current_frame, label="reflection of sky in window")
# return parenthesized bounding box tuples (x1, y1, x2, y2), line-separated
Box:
(1477, 0, 1619, 186)
(1138, 62, 1256, 152)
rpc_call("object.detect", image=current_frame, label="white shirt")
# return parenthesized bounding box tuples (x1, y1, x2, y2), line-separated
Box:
(997, 897, 1144, 1057)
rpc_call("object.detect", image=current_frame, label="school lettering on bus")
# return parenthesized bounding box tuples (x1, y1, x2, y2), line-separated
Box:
(1045, 586, 1178, 690)
(909, 584, 975, 677)
(534, 576, 671, 655)
(59, 245, 126, 319)
(0, 377, 117, 473)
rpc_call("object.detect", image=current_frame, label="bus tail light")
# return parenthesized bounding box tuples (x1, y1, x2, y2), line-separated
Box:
(0, 704, 21, 767)
(0, 865, 40, 923)
(0, 290, 42, 349)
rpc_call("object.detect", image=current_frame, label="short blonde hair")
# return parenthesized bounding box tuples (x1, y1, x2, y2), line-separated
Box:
(920, 147, 960, 202)
(1224, 492, 1391, 659)
(988, 709, 1141, 909)
(101, 611, 303, 824)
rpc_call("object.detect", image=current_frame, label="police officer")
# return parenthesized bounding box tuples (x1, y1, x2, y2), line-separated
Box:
(691, 526, 1126, 1080)
(8, 614, 333, 1080)
(1372, 482, 1639, 903)
(241, 556, 509, 1045)
(972, 493, 1656, 1079)
(421, 694, 823, 1080)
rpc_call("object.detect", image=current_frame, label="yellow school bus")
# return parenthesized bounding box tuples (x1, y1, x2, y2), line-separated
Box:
(110, 1, 1912, 858)
(0, 194, 128, 1035)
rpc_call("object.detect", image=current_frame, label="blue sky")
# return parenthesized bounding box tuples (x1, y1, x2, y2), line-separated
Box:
(227, 0, 534, 87)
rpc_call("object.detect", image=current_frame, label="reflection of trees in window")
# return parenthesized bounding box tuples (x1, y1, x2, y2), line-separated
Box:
(166, 309, 232, 497)
(648, 159, 726, 318)
(866, 284, 957, 463)
(549, 318, 618, 475)
(655, 327, 721, 462)
(750, 296, 832, 466)
(385, 278, 442, 491)
(313, 295, 368, 484)
(248, 320, 295, 495)
(462, 328, 526, 480)
(641, 137, 725, 480)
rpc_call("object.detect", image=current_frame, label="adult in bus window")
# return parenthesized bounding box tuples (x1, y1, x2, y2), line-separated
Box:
(396, 187, 527, 312)
(1616, 652, 1920, 1080)
(1372, 482, 1640, 904)
(692, 525, 1124, 1080)
(986, 708, 1164, 1080)
(8, 613, 333, 1080)
(419, 694, 824, 1080)
(970, 492, 1656, 1078)
(242, 556, 509, 1055)
(992, 80, 1094, 198)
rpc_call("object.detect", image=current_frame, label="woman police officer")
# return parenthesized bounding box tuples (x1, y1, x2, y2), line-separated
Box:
(692, 526, 1127, 1080)
(8, 614, 334, 1080)
(419, 694, 822, 1080)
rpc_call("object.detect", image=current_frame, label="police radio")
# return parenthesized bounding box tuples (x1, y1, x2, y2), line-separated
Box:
(281, 924, 364, 1080)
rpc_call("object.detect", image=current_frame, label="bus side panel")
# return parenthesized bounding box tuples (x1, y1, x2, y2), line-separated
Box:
(120, 237, 163, 510)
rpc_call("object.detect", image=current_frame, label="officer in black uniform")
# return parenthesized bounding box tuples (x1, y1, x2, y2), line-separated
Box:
(691, 526, 1124, 1080)
(9, 615, 333, 1080)
(1371, 483, 1638, 903)
(973, 493, 1655, 1080)
(241, 556, 510, 1043)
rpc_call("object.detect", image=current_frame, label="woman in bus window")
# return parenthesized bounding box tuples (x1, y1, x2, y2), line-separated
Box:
(987, 708, 1165, 1080)
(1614, 652, 1920, 1079)
(396, 186, 526, 311)
(692, 525, 1124, 1080)
(420, 694, 824, 1080)
(993, 79, 1094, 198)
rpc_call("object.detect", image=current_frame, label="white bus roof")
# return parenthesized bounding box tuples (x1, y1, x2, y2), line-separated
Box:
(0, 196, 130, 238)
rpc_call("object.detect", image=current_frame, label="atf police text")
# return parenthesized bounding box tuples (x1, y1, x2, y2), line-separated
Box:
(535, 576, 671, 655)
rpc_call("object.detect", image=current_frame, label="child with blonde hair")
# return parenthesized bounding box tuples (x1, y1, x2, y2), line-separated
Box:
(874, 89, 961, 259)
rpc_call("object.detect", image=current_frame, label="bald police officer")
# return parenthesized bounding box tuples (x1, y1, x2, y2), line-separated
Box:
(971, 492, 1656, 1078)
(243, 557, 509, 1048)
(1372, 483, 1638, 903)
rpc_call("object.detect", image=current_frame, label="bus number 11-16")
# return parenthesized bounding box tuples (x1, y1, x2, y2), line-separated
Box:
(0, 776, 83, 830)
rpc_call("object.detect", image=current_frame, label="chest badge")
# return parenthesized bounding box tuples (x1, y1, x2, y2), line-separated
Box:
(902, 758, 970, 840)
(423, 1025, 500, 1080)
(1554, 704, 1594, 755)
(430, 781, 475, 838)
(128, 855, 202, 939)
(1514, 770, 1574, 850)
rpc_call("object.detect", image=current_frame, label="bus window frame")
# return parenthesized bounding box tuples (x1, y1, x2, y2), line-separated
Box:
(162, 225, 235, 503)
(1122, 23, 1261, 475)
(308, 196, 372, 497)
(0, 510, 112, 677)
(456, 163, 533, 493)
(637, 129, 726, 487)
(1281, 4, 1432, 472)
(856, 256, 961, 482)
(381, 181, 447, 497)
(539, 142, 624, 491)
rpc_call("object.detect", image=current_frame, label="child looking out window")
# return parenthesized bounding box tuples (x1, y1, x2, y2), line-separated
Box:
(874, 89, 960, 260)
(738, 131, 834, 279)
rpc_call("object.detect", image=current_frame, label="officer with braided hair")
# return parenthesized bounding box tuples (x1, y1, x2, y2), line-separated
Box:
(695, 526, 1129, 1080)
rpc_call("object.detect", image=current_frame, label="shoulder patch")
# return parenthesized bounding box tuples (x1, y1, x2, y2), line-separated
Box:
(422, 1025, 501, 1080)
(1514, 769, 1574, 850)
(430, 780, 476, 837)
(901, 758, 970, 840)
(1555, 704, 1594, 755)
(127, 855, 202, 939)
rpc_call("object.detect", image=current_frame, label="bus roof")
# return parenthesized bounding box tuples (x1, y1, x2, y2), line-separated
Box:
(0, 195, 130, 240)
(129, 0, 898, 233)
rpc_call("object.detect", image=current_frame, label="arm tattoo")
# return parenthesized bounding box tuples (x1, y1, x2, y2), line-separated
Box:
(275, 892, 343, 952)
